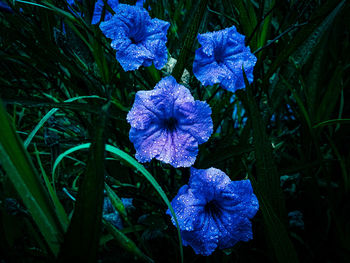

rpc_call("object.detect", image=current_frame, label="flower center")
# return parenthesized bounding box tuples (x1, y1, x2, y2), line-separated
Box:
(128, 19, 146, 44)
(163, 117, 178, 131)
(204, 200, 222, 217)
(214, 48, 225, 64)
(129, 36, 138, 44)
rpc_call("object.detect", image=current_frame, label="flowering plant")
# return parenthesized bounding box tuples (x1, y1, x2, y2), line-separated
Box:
(193, 26, 257, 92)
(167, 168, 259, 255)
(99, 4, 170, 71)
(2, 1, 340, 263)
(127, 76, 213, 168)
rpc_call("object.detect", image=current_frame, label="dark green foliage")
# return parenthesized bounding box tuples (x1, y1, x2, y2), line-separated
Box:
(241, 74, 298, 262)
(57, 103, 108, 262)
(172, 0, 209, 81)
(1, 0, 350, 262)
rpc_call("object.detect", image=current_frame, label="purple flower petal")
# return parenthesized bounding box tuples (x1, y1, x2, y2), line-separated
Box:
(177, 101, 213, 144)
(100, 4, 170, 71)
(189, 167, 231, 197)
(168, 167, 259, 255)
(166, 185, 206, 231)
(193, 25, 257, 92)
(127, 76, 213, 167)
(91, 0, 119, 24)
(181, 215, 220, 256)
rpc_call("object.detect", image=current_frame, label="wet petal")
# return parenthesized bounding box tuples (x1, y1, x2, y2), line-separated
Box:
(189, 167, 231, 199)
(193, 25, 257, 92)
(167, 167, 259, 255)
(99, 4, 169, 71)
(166, 185, 206, 231)
(218, 180, 259, 219)
(181, 214, 220, 256)
(128, 77, 212, 167)
(177, 101, 213, 144)
(217, 215, 253, 249)
(115, 42, 154, 71)
(193, 56, 231, 86)
(129, 124, 164, 163)
(156, 128, 199, 168)
(91, 0, 119, 24)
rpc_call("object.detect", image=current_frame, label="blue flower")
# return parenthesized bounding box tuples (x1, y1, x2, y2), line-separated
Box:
(100, 4, 170, 71)
(91, 0, 119, 25)
(167, 167, 259, 256)
(127, 76, 213, 168)
(193, 26, 257, 93)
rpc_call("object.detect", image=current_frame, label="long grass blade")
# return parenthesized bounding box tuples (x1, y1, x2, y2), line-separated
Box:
(264, 0, 344, 83)
(103, 219, 154, 263)
(52, 143, 184, 263)
(24, 95, 106, 149)
(172, 0, 209, 82)
(57, 103, 109, 262)
(241, 72, 299, 263)
(0, 101, 63, 255)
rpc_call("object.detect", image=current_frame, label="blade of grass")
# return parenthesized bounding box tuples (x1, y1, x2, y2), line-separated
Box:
(233, 0, 257, 49)
(327, 135, 349, 192)
(264, 0, 345, 83)
(13, 0, 51, 10)
(103, 219, 154, 263)
(172, 0, 209, 82)
(313, 119, 350, 129)
(291, 0, 345, 68)
(33, 144, 69, 230)
(24, 95, 106, 149)
(315, 65, 344, 123)
(249, 175, 299, 263)
(256, 0, 275, 56)
(57, 103, 109, 262)
(52, 143, 184, 263)
(241, 72, 299, 263)
(270, 1, 344, 113)
(0, 101, 63, 255)
(105, 183, 127, 218)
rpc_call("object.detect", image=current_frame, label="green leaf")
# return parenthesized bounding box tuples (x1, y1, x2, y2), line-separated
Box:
(291, 1, 345, 68)
(0, 101, 63, 255)
(313, 119, 350, 129)
(91, 31, 111, 84)
(249, 176, 300, 263)
(241, 72, 299, 263)
(284, 78, 312, 130)
(256, 0, 275, 55)
(57, 103, 109, 262)
(33, 144, 69, 232)
(24, 95, 106, 149)
(315, 65, 344, 123)
(52, 143, 184, 263)
(270, 0, 345, 113)
(264, 0, 345, 83)
(105, 183, 127, 218)
(172, 0, 209, 82)
(13, 0, 51, 10)
(232, 0, 258, 49)
(103, 219, 154, 263)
